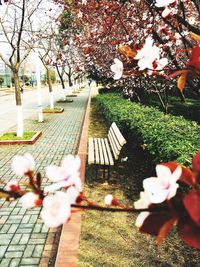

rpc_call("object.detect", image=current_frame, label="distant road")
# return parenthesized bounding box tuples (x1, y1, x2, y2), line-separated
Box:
(0, 85, 67, 133)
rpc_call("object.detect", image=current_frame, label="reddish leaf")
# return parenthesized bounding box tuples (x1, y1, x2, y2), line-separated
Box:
(190, 32, 200, 44)
(139, 212, 172, 236)
(187, 46, 200, 70)
(178, 218, 200, 249)
(161, 162, 179, 172)
(183, 190, 200, 222)
(157, 217, 178, 245)
(179, 166, 196, 187)
(118, 44, 136, 59)
(167, 69, 189, 79)
(192, 152, 200, 173)
(177, 73, 187, 92)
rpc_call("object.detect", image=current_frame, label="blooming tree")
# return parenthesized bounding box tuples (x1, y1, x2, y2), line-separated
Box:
(55, 0, 200, 110)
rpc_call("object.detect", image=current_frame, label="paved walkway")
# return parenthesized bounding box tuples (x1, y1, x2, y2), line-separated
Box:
(0, 87, 90, 267)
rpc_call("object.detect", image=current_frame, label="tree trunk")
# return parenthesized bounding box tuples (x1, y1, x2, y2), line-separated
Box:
(36, 61, 43, 122)
(47, 68, 54, 109)
(55, 64, 66, 100)
(13, 71, 24, 137)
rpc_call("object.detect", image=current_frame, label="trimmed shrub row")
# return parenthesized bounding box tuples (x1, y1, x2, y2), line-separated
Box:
(96, 93, 200, 166)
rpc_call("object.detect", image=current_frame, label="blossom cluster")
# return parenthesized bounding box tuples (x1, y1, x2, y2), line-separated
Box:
(0, 151, 200, 250)
(5, 153, 82, 228)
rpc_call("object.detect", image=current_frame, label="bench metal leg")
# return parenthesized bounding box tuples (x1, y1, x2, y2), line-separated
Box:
(103, 166, 106, 181)
(95, 165, 98, 180)
(107, 166, 110, 181)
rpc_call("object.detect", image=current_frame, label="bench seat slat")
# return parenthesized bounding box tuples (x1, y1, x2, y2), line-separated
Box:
(88, 137, 95, 164)
(94, 138, 100, 164)
(97, 138, 104, 165)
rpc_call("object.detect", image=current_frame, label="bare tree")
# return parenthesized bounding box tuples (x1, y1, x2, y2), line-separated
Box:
(0, 0, 43, 136)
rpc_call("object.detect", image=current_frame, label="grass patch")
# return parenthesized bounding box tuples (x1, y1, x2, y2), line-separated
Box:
(146, 96, 200, 122)
(77, 98, 200, 267)
(43, 107, 64, 113)
(0, 131, 36, 140)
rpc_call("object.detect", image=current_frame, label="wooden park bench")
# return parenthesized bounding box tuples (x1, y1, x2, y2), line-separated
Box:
(88, 122, 126, 180)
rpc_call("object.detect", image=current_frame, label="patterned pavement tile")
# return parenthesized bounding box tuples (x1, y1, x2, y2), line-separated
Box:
(0, 88, 89, 267)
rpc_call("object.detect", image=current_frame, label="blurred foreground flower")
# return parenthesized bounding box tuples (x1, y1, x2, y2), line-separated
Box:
(0, 152, 200, 249)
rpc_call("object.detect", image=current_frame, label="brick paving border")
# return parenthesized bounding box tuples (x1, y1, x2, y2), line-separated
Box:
(55, 90, 91, 267)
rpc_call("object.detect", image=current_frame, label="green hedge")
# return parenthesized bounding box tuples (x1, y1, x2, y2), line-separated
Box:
(96, 93, 200, 166)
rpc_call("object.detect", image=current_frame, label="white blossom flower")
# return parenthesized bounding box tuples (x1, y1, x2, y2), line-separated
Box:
(11, 153, 35, 176)
(65, 186, 80, 204)
(110, 58, 123, 80)
(45, 155, 82, 193)
(155, 0, 176, 8)
(5, 180, 20, 192)
(143, 165, 182, 204)
(135, 37, 160, 70)
(104, 194, 113, 205)
(82, 0, 87, 4)
(20, 192, 41, 209)
(41, 191, 71, 228)
(77, 11, 83, 18)
(134, 191, 151, 209)
(135, 37, 168, 71)
(135, 212, 150, 227)
(155, 0, 176, 17)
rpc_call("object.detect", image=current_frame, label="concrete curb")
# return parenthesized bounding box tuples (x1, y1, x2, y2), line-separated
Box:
(55, 89, 91, 267)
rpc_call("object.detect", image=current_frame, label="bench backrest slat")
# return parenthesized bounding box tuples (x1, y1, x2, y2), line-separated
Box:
(104, 138, 114, 165)
(108, 122, 126, 160)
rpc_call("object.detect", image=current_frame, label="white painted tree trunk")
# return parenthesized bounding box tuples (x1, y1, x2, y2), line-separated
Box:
(63, 88, 67, 101)
(36, 59, 43, 122)
(17, 105, 24, 137)
(50, 91, 54, 109)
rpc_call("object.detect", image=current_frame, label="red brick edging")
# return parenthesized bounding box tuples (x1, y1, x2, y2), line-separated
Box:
(55, 89, 91, 267)
(0, 131, 42, 145)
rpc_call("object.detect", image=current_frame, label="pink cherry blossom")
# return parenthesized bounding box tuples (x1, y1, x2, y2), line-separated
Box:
(104, 194, 113, 205)
(135, 37, 168, 71)
(110, 58, 123, 80)
(41, 191, 71, 228)
(45, 155, 82, 193)
(135, 37, 160, 70)
(143, 165, 182, 204)
(11, 153, 35, 176)
(135, 212, 150, 227)
(5, 180, 20, 192)
(134, 191, 151, 209)
(155, 0, 176, 8)
(162, 7, 172, 18)
(155, 57, 168, 70)
(155, 0, 176, 17)
(65, 186, 80, 204)
(20, 192, 41, 209)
